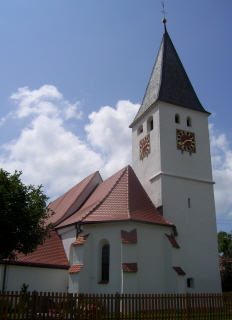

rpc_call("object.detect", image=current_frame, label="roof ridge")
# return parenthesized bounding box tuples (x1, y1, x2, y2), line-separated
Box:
(127, 166, 156, 216)
(79, 166, 128, 222)
(126, 166, 130, 217)
(56, 178, 101, 227)
(50, 171, 99, 208)
(49, 171, 100, 226)
(140, 33, 164, 116)
(55, 165, 176, 228)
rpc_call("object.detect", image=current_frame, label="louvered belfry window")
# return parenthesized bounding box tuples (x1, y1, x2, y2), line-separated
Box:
(175, 114, 180, 124)
(187, 117, 192, 127)
(102, 244, 110, 281)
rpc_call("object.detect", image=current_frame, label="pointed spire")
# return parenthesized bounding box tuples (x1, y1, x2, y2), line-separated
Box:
(130, 28, 209, 126)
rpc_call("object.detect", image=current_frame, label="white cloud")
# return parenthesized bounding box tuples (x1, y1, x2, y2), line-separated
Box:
(2, 84, 232, 227)
(0, 112, 13, 127)
(10, 85, 82, 120)
(210, 125, 232, 217)
(85, 100, 140, 178)
(0, 86, 139, 200)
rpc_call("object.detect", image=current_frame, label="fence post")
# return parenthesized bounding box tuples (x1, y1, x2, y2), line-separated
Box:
(177, 294, 180, 320)
(115, 292, 120, 320)
(30, 291, 37, 320)
(186, 292, 189, 320)
(2, 291, 232, 320)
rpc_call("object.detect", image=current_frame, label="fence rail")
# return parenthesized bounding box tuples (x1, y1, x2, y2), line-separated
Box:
(0, 291, 232, 320)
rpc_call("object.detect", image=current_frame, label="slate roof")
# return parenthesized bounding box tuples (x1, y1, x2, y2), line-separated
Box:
(46, 172, 99, 226)
(131, 28, 209, 126)
(6, 231, 69, 269)
(56, 165, 173, 229)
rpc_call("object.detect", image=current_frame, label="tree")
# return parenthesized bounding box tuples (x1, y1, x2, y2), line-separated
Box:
(218, 231, 232, 291)
(0, 169, 53, 261)
(218, 231, 232, 256)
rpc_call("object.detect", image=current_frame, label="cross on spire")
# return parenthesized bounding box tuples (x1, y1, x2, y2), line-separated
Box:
(161, 1, 167, 25)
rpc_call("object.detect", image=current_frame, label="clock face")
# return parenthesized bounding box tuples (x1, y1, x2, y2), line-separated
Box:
(176, 129, 196, 152)
(140, 133, 150, 160)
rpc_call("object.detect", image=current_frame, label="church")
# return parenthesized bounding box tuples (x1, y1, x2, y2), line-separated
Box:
(0, 22, 221, 294)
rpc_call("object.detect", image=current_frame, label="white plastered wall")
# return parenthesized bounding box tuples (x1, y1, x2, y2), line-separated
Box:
(162, 175, 221, 293)
(131, 101, 221, 293)
(158, 102, 213, 181)
(2, 265, 68, 293)
(164, 233, 182, 293)
(57, 225, 76, 262)
(132, 103, 162, 208)
(134, 223, 179, 294)
(159, 103, 221, 293)
(65, 221, 181, 294)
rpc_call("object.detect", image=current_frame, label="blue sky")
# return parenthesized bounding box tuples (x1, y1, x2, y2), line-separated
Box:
(1, 1, 232, 232)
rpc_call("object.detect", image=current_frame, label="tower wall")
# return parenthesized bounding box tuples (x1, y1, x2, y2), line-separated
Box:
(132, 102, 162, 207)
(159, 102, 213, 180)
(132, 101, 221, 293)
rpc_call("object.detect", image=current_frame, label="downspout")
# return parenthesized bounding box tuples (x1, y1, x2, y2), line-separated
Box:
(2, 264, 7, 292)
(120, 240, 123, 294)
(75, 222, 82, 238)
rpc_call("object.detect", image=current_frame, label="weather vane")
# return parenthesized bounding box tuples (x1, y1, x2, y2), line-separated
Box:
(161, 1, 167, 24)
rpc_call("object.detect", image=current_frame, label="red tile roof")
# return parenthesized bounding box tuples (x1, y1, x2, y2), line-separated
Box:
(165, 234, 180, 248)
(72, 234, 90, 245)
(69, 265, 83, 273)
(46, 172, 99, 226)
(56, 166, 174, 229)
(1, 167, 175, 270)
(10, 231, 69, 269)
(173, 267, 186, 275)
(121, 229, 137, 243)
(122, 263, 138, 272)
(56, 167, 125, 227)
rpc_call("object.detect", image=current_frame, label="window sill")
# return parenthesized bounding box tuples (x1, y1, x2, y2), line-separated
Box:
(98, 281, 109, 284)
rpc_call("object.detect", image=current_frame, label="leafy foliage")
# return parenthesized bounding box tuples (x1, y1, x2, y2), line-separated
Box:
(218, 231, 232, 256)
(0, 169, 53, 260)
(20, 283, 29, 293)
(218, 231, 232, 291)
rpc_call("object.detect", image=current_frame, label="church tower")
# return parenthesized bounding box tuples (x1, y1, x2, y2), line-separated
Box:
(130, 22, 221, 293)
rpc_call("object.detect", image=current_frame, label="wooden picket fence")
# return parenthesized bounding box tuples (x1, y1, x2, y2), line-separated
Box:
(1, 291, 232, 320)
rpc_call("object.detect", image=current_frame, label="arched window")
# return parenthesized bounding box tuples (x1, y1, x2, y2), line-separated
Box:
(175, 114, 180, 124)
(187, 117, 191, 127)
(138, 125, 143, 135)
(147, 116, 153, 132)
(102, 244, 110, 281)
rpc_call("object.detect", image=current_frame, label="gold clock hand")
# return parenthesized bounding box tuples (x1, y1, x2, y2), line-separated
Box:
(179, 139, 192, 146)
